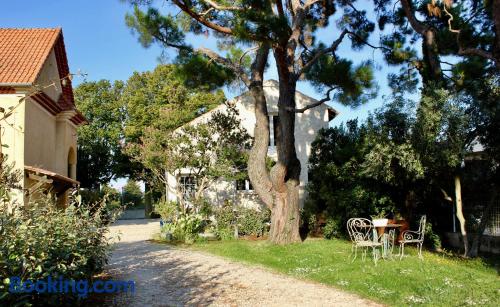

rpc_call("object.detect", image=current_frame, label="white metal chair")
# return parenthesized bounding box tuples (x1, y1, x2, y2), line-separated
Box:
(347, 218, 382, 264)
(399, 215, 426, 260)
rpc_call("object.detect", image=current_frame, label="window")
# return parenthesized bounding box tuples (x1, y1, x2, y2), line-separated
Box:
(269, 115, 280, 147)
(179, 176, 197, 200)
(236, 178, 253, 192)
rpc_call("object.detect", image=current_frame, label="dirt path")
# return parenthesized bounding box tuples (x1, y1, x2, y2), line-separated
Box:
(103, 219, 381, 307)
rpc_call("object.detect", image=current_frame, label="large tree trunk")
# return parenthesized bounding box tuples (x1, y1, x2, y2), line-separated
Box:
(454, 175, 468, 256)
(422, 29, 443, 83)
(400, 0, 442, 84)
(247, 44, 302, 244)
(269, 188, 301, 243)
(268, 47, 302, 244)
(248, 46, 274, 209)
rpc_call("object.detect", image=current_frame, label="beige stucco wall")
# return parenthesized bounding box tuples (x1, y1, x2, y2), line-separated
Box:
(167, 80, 331, 209)
(0, 49, 79, 206)
(0, 92, 26, 204)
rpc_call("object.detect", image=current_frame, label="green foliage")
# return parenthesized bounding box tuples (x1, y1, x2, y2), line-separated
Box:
(161, 213, 205, 244)
(122, 179, 143, 207)
(0, 163, 120, 304)
(424, 222, 442, 251)
(306, 120, 396, 234)
(195, 239, 500, 306)
(213, 202, 237, 240)
(322, 218, 342, 239)
(306, 57, 377, 108)
(74, 80, 127, 189)
(174, 214, 205, 244)
(237, 207, 270, 237)
(154, 200, 178, 222)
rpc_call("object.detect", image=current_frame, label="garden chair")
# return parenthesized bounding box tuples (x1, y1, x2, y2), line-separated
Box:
(346, 218, 382, 264)
(399, 215, 426, 260)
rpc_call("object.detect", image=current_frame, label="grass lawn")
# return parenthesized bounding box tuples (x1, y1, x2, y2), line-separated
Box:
(191, 238, 499, 306)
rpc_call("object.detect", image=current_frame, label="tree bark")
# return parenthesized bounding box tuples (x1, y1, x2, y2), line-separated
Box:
(144, 181, 153, 218)
(454, 175, 468, 256)
(267, 47, 302, 244)
(400, 0, 442, 84)
(467, 187, 498, 257)
(248, 46, 274, 209)
(492, 0, 500, 70)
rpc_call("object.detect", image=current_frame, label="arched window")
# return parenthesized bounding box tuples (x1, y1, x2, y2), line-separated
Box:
(67, 147, 76, 179)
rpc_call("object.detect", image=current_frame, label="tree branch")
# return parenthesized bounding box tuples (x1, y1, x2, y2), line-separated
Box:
(172, 0, 233, 35)
(295, 30, 348, 78)
(288, 87, 337, 113)
(443, 5, 497, 64)
(196, 47, 251, 86)
(202, 0, 242, 11)
(400, 0, 428, 34)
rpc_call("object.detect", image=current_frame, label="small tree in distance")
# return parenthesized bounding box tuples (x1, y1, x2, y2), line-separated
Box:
(122, 179, 144, 208)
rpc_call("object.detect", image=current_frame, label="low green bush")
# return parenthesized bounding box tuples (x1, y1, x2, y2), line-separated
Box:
(237, 207, 270, 237)
(213, 202, 236, 240)
(0, 191, 120, 305)
(0, 156, 120, 305)
(323, 218, 342, 239)
(161, 213, 205, 244)
(154, 200, 178, 222)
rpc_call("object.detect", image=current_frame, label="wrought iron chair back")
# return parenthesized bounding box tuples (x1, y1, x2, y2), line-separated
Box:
(399, 215, 427, 260)
(347, 218, 375, 243)
(417, 215, 426, 241)
(346, 218, 381, 264)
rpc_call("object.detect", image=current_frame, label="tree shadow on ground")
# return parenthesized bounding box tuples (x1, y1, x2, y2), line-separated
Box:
(85, 241, 233, 306)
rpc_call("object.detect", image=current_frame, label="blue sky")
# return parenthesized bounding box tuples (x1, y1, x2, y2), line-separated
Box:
(1, 0, 404, 189)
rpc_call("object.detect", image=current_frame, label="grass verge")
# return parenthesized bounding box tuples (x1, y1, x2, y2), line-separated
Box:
(191, 238, 499, 306)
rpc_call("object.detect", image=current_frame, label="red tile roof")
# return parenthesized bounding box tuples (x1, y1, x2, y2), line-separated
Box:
(0, 28, 61, 85)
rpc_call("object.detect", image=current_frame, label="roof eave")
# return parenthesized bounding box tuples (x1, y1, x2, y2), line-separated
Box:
(0, 82, 32, 87)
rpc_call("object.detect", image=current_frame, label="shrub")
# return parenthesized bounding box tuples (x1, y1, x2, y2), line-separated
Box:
(424, 222, 442, 251)
(213, 202, 236, 240)
(155, 200, 178, 222)
(237, 208, 270, 237)
(160, 213, 205, 244)
(323, 218, 342, 239)
(174, 214, 205, 244)
(0, 189, 120, 305)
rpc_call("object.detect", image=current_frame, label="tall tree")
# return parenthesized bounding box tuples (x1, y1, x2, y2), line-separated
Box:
(75, 80, 127, 190)
(120, 64, 225, 215)
(124, 0, 377, 243)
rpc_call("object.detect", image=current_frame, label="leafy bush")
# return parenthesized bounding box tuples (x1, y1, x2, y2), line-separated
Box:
(213, 202, 236, 240)
(175, 214, 205, 243)
(237, 208, 270, 237)
(424, 222, 442, 250)
(155, 200, 178, 222)
(322, 218, 342, 239)
(0, 189, 120, 305)
(160, 213, 205, 244)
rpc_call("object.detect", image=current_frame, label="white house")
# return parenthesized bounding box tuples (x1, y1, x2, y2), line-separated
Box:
(166, 80, 337, 209)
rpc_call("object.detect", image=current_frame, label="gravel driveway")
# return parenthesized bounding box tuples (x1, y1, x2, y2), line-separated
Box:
(102, 219, 381, 307)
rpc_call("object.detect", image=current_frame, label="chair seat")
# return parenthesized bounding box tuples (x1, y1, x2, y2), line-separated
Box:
(356, 241, 382, 247)
(400, 239, 422, 243)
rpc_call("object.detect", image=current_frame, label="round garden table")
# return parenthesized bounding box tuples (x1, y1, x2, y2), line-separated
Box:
(373, 223, 402, 259)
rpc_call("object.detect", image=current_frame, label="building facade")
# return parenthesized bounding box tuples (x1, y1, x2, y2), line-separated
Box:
(0, 28, 86, 205)
(166, 80, 337, 209)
